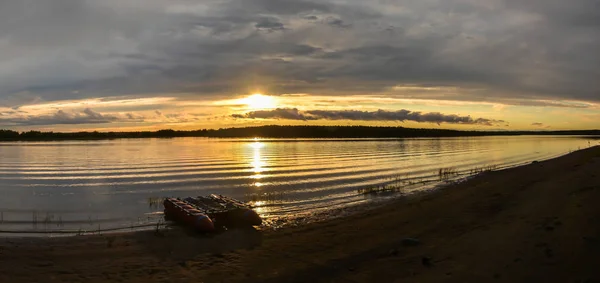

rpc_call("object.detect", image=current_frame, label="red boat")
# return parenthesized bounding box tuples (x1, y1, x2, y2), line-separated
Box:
(184, 194, 262, 228)
(163, 195, 261, 232)
(163, 198, 215, 232)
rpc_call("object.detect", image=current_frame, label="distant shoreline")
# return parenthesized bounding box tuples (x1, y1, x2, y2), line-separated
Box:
(1, 125, 599, 141)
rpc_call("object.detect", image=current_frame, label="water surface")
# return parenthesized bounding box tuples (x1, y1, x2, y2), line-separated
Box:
(0, 136, 594, 234)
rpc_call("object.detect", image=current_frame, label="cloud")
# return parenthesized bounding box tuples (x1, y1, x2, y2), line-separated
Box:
(0, 108, 139, 126)
(0, 0, 598, 112)
(531, 122, 553, 129)
(325, 17, 351, 28)
(238, 0, 331, 15)
(232, 108, 308, 120)
(233, 108, 505, 126)
(255, 17, 286, 32)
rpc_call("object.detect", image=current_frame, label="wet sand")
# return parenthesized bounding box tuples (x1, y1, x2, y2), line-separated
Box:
(1, 146, 599, 283)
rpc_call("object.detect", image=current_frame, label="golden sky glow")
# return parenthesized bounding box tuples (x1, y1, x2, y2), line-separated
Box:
(1, 89, 599, 132)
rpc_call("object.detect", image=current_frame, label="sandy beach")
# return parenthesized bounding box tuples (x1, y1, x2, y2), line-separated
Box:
(1, 146, 599, 283)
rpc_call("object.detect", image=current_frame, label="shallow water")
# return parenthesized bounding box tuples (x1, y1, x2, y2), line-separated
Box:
(0, 136, 594, 234)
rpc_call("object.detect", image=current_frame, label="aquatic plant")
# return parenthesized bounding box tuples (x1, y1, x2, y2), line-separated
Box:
(468, 165, 498, 175)
(357, 173, 434, 196)
(147, 197, 165, 209)
(388, 174, 406, 183)
(438, 167, 458, 181)
(32, 211, 39, 229)
(358, 184, 405, 195)
(245, 191, 286, 202)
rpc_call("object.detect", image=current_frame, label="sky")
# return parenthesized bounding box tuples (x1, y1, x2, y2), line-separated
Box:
(0, 0, 599, 132)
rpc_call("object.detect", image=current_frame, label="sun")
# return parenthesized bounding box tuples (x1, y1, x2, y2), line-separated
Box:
(243, 93, 277, 110)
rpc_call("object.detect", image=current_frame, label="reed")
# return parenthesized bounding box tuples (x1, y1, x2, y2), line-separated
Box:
(147, 197, 165, 209)
(469, 164, 498, 175)
(387, 174, 406, 183)
(43, 212, 54, 227)
(357, 173, 431, 196)
(438, 167, 458, 181)
(245, 191, 286, 202)
(32, 211, 38, 229)
(358, 184, 404, 195)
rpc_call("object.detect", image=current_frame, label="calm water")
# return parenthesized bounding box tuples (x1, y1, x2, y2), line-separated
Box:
(0, 136, 594, 234)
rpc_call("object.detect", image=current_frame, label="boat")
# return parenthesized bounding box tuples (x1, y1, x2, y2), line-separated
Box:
(184, 194, 263, 227)
(163, 198, 215, 232)
(163, 194, 262, 232)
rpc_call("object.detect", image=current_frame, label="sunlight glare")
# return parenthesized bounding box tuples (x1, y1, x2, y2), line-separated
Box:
(243, 94, 277, 110)
(250, 141, 266, 177)
(251, 141, 265, 149)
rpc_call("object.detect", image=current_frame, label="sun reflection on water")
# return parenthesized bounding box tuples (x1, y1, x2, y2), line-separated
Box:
(249, 141, 267, 186)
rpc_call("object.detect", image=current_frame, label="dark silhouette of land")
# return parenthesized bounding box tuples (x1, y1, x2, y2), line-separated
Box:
(1, 126, 599, 141)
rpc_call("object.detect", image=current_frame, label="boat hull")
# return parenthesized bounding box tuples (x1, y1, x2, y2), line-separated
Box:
(184, 195, 263, 228)
(163, 198, 215, 232)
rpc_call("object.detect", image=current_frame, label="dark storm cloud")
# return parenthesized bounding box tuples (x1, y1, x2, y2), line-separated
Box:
(0, 0, 599, 107)
(255, 17, 286, 32)
(325, 17, 351, 28)
(233, 108, 505, 126)
(232, 108, 308, 120)
(236, 0, 331, 15)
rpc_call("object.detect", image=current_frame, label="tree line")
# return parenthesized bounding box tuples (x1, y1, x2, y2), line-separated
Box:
(0, 126, 598, 141)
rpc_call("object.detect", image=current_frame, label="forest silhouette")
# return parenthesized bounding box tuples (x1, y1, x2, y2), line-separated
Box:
(1, 126, 598, 141)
